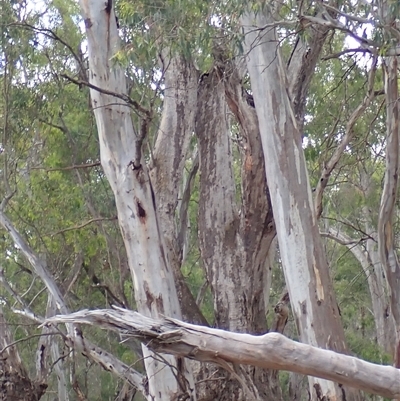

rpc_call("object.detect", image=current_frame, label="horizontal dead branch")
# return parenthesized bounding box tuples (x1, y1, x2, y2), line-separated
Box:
(45, 307, 400, 399)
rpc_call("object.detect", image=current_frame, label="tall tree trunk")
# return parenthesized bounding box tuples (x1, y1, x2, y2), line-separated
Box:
(242, 9, 361, 401)
(149, 54, 207, 326)
(378, 50, 400, 368)
(360, 170, 396, 357)
(195, 64, 278, 400)
(77, 2, 195, 399)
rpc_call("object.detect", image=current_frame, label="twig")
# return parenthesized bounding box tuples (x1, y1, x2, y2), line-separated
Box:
(61, 74, 151, 117)
(322, 48, 371, 60)
(50, 216, 117, 236)
(0, 332, 61, 356)
(31, 162, 101, 172)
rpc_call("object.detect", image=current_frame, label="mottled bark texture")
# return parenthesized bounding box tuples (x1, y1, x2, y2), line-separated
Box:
(195, 67, 278, 401)
(242, 10, 361, 401)
(196, 68, 274, 336)
(287, 6, 333, 132)
(149, 54, 207, 326)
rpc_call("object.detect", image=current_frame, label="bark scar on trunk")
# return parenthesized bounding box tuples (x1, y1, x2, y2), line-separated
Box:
(136, 201, 146, 221)
(143, 281, 165, 314)
(128, 160, 142, 171)
(105, 0, 112, 14)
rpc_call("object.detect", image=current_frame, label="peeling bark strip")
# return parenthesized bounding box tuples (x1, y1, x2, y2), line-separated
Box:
(77, 1, 195, 399)
(46, 308, 400, 400)
(242, 10, 361, 401)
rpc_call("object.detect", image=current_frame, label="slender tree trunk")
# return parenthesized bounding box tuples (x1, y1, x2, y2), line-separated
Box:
(242, 9, 361, 400)
(378, 51, 400, 368)
(365, 228, 397, 356)
(360, 170, 396, 357)
(78, 2, 195, 399)
(323, 225, 396, 356)
(36, 296, 69, 401)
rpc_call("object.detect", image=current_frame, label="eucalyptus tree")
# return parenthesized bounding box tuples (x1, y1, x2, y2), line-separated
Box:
(1, 0, 400, 401)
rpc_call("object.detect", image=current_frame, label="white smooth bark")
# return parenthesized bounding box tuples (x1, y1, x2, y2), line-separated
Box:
(78, 1, 195, 398)
(242, 11, 359, 400)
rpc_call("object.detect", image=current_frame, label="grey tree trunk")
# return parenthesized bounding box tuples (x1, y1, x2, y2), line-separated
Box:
(242, 9, 361, 401)
(378, 51, 400, 368)
(323, 224, 396, 357)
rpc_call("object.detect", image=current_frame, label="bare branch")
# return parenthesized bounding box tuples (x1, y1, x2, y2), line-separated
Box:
(177, 151, 199, 256)
(0, 211, 71, 318)
(320, 3, 373, 24)
(321, 48, 371, 61)
(45, 308, 400, 399)
(10, 22, 87, 81)
(320, 231, 369, 246)
(0, 332, 61, 357)
(61, 74, 150, 117)
(50, 216, 117, 236)
(69, 328, 146, 394)
(299, 15, 376, 48)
